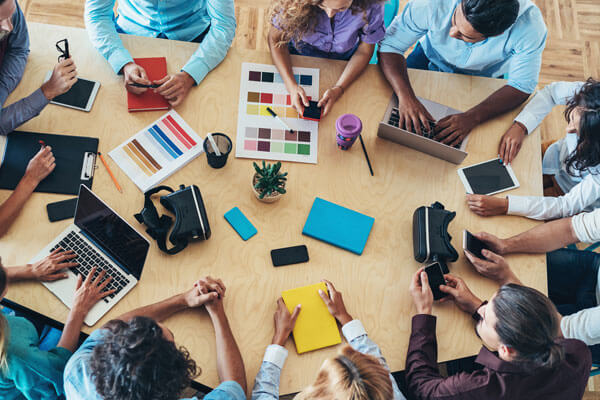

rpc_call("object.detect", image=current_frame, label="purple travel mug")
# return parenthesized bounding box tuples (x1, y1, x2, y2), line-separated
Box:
(336, 114, 362, 150)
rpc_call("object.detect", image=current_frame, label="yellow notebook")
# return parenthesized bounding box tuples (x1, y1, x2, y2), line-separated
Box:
(281, 282, 342, 354)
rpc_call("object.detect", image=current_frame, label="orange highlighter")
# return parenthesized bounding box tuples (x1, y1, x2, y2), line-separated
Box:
(97, 152, 122, 193)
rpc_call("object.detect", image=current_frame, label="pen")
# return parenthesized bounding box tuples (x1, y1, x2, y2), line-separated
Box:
(38, 140, 46, 148)
(97, 152, 123, 193)
(129, 82, 161, 89)
(206, 133, 221, 156)
(266, 107, 295, 134)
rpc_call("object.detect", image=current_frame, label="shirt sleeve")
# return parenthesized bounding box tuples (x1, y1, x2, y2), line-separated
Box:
(514, 81, 584, 134)
(181, 0, 236, 84)
(251, 344, 288, 400)
(378, 0, 431, 55)
(84, 0, 134, 74)
(572, 209, 600, 243)
(63, 329, 108, 399)
(561, 306, 600, 346)
(0, 88, 50, 135)
(204, 381, 247, 400)
(0, 2, 29, 107)
(359, 4, 385, 45)
(342, 320, 406, 400)
(507, 174, 600, 220)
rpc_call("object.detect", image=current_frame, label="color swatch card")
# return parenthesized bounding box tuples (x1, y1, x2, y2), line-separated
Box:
(281, 282, 341, 354)
(236, 63, 319, 164)
(109, 110, 203, 192)
(302, 197, 375, 255)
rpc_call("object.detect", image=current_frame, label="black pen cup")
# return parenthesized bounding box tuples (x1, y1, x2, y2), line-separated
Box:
(203, 133, 232, 169)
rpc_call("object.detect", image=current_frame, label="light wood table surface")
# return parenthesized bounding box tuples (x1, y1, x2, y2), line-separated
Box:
(0, 23, 545, 395)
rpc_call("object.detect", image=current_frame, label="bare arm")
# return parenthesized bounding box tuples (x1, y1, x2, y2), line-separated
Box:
(112, 292, 189, 324)
(465, 85, 530, 127)
(0, 175, 37, 238)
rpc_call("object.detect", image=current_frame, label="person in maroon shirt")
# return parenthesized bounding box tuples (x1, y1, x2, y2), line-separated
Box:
(406, 268, 591, 400)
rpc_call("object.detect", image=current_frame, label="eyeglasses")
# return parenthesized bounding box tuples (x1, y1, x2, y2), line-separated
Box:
(56, 38, 70, 62)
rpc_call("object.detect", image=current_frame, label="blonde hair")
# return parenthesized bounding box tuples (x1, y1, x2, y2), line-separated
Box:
(0, 260, 8, 371)
(294, 345, 394, 400)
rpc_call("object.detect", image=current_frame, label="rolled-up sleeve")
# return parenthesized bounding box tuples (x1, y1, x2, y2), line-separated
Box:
(251, 344, 288, 400)
(572, 208, 600, 243)
(378, 0, 430, 55)
(359, 4, 385, 44)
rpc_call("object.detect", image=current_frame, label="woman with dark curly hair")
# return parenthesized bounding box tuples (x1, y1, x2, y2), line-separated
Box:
(465, 78, 600, 220)
(63, 276, 247, 400)
(268, 0, 385, 117)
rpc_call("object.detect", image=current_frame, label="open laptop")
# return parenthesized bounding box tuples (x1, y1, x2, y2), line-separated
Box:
(377, 96, 469, 164)
(30, 185, 150, 326)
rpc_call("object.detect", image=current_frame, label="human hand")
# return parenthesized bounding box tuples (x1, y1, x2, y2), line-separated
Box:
(41, 58, 77, 99)
(318, 279, 353, 325)
(71, 267, 115, 316)
(186, 276, 225, 308)
(466, 194, 509, 217)
(272, 297, 301, 346)
(409, 268, 433, 314)
(24, 146, 56, 185)
(123, 62, 151, 95)
(396, 94, 435, 135)
(498, 122, 527, 165)
(317, 86, 343, 118)
(434, 112, 477, 147)
(464, 248, 520, 285)
(196, 276, 226, 316)
(470, 232, 508, 255)
(438, 274, 482, 314)
(28, 248, 78, 282)
(153, 71, 195, 107)
(290, 84, 309, 115)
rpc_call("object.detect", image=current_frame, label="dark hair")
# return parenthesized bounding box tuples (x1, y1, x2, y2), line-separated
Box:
(564, 78, 600, 176)
(493, 284, 564, 370)
(0, 258, 6, 294)
(461, 0, 519, 37)
(90, 317, 199, 400)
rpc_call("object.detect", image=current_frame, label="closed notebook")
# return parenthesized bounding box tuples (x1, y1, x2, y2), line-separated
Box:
(281, 282, 341, 354)
(127, 57, 169, 112)
(302, 197, 374, 255)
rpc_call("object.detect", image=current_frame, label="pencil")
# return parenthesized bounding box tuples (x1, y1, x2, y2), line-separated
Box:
(358, 134, 374, 176)
(97, 152, 123, 193)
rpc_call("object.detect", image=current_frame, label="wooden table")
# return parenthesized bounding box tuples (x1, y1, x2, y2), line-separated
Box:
(0, 23, 546, 395)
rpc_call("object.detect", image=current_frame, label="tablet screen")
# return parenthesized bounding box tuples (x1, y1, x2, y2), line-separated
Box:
(52, 78, 96, 109)
(461, 159, 516, 194)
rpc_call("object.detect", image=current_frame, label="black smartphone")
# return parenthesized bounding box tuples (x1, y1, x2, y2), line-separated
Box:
(46, 197, 78, 222)
(424, 262, 447, 300)
(463, 230, 489, 259)
(302, 100, 322, 121)
(271, 245, 309, 267)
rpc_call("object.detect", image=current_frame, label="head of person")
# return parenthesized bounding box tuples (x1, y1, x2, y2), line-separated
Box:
(293, 345, 393, 400)
(0, 259, 8, 371)
(475, 284, 564, 370)
(270, 0, 382, 46)
(0, 0, 15, 40)
(89, 316, 199, 400)
(449, 0, 519, 43)
(564, 78, 600, 175)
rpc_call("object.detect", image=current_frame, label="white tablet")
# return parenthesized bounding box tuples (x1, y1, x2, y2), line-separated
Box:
(44, 71, 100, 112)
(457, 158, 520, 195)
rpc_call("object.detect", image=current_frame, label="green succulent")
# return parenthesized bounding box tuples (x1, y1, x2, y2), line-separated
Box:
(253, 161, 287, 199)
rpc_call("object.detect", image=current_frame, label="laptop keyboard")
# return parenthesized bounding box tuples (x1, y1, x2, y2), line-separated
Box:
(50, 231, 131, 303)
(388, 107, 462, 149)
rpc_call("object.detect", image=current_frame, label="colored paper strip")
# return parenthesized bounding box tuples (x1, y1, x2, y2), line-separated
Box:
(131, 139, 162, 170)
(147, 126, 178, 159)
(151, 124, 183, 156)
(165, 115, 197, 146)
(123, 144, 153, 176)
(127, 142, 159, 174)
(162, 118, 192, 150)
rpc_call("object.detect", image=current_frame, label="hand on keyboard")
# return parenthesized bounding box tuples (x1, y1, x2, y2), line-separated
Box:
(395, 95, 435, 135)
(434, 112, 476, 147)
(28, 248, 78, 282)
(72, 267, 116, 315)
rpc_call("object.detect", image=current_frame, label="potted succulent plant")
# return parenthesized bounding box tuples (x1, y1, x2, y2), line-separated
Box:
(252, 161, 287, 203)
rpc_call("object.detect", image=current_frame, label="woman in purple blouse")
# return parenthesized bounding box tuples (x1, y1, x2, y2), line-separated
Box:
(268, 0, 385, 117)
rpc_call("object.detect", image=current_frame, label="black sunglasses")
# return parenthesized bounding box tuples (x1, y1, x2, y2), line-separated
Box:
(56, 39, 70, 62)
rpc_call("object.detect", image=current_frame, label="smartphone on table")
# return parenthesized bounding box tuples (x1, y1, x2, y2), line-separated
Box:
(424, 262, 447, 300)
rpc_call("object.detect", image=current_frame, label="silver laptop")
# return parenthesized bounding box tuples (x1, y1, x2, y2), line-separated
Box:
(377, 96, 469, 164)
(30, 185, 150, 326)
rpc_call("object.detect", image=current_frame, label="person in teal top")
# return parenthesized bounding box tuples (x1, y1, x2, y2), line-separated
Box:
(0, 250, 114, 399)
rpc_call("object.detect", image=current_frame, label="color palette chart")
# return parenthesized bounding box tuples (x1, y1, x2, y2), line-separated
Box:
(236, 63, 319, 164)
(109, 110, 203, 192)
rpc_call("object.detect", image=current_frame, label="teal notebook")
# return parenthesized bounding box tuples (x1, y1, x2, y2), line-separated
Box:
(302, 197, 374, 255)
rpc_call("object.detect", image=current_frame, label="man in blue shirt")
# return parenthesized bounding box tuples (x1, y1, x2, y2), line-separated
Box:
(85, 0, 236, 107)
(379, 0, 547, 147)
(64, 276, 247, 400)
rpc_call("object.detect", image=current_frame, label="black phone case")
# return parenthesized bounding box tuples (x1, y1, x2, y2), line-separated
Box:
(425, 263, 447, 300)
(46, 197, 78, 222)
(465, 231, 488, 259)
(271, 245, 309, 267)
(302, 101, 322, 121)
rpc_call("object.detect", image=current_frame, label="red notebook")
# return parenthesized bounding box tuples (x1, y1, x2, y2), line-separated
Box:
(127, 57, 170, 112)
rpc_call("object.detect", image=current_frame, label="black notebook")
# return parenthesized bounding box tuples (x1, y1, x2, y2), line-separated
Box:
(0, 131, 98, 195)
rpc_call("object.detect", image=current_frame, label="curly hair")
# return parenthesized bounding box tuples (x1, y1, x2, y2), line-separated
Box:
(269, 0, 384, 47)
(90, 317, 199, 400)
(564, 78, 600, 176)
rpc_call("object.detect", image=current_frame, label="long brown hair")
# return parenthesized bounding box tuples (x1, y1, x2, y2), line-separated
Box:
(294, 345, 394, 400)
(269, 0, 384, 47)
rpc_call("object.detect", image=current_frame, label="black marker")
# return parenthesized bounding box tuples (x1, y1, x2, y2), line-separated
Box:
(266, 107, 295, 134)
(129, 82, 161, 89)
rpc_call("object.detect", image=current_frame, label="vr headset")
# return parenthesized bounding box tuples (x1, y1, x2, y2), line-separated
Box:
(412, 201, 458, 274)
(135, 184, 210, 255)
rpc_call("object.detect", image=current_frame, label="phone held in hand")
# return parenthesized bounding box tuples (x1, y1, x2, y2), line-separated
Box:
(463, 230, 489, 260)
(424, 262, 447, 300)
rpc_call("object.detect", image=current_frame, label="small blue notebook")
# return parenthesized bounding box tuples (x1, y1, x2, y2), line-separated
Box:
(224, 207, 257, 241)
(302, 197, 374, 255)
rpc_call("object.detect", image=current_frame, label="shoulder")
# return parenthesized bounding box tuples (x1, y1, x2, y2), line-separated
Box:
(197, 381, 246, 400)
(65, 329, 109, 372)
(509, 1, 547, 44)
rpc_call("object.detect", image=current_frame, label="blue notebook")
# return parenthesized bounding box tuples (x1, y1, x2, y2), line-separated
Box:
(302, 197, 374, 255)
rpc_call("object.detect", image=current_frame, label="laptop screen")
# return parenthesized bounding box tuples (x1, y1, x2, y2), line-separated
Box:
(74, 185, 149, 279)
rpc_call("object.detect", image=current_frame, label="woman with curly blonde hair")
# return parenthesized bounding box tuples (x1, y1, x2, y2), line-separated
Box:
(268, 0, 385, 117)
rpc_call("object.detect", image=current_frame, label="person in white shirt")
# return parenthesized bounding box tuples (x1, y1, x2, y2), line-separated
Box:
(462, 208, 600, 362)
(251, 279, 406, 400)
(465, 78, 600, 220)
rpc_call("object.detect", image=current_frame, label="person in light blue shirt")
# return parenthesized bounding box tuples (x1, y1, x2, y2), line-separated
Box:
(252, 280, 406, 400)
(64, 276, 247, 400)
(378, 0, 547, 147)
(84, 0, 236, 107)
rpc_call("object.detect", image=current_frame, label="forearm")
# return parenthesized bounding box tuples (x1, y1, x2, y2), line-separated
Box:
(333, 42, 373, 91)
(57, 308, 86, 352)
(465, 85, 530, 126)
(210, 309, 247, 391)
(378, 52, 417, 100)
(503, 217, 577, 254)
(4, 265, 34, 282)
(115, 293, 188, 323)
(0, 175, 37, 238)
(268, 30, 296, 92)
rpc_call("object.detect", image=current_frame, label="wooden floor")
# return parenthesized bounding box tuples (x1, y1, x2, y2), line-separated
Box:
(15, 0, 600, 396)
